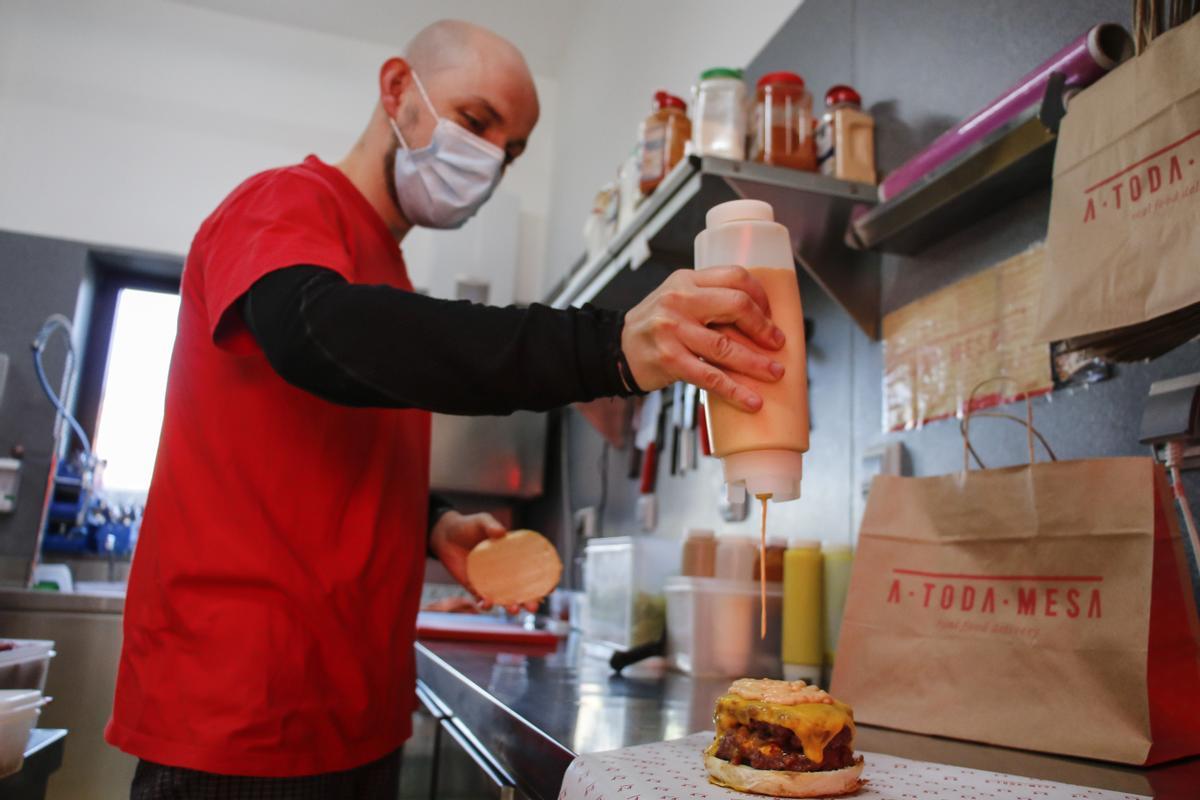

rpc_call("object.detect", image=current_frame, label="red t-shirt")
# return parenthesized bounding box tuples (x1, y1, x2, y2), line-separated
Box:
(106, 156, 431, 776)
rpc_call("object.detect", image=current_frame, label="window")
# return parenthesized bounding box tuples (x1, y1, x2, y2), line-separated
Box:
(92, 288, 180, 497)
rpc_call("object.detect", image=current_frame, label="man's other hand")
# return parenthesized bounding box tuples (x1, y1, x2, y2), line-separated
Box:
(429, 512, 541, 614)
(621, 266, 786, 411)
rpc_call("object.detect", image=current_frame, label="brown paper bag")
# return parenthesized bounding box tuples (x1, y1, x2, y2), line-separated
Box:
(831, 414, 1200, 764)
(1037, 15, 1200, 343)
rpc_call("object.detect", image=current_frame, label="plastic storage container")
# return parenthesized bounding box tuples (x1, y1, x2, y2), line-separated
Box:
(582, 536, 678, 649)
(0, 690, 49, 778)
(691, 67, 747, 160)
(638, 91, 691, 196)
(0, 640, 55, 692)
(752, 71, 816, 171)
(665, 577, 783, 676)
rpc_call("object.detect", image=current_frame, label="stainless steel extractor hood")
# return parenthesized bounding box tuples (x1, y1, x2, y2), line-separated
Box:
(429, 412, 546, 498)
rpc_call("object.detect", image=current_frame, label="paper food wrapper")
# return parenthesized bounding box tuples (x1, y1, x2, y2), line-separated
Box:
(1037, 15, 1200, 343)
(558, 732, 1149, 800)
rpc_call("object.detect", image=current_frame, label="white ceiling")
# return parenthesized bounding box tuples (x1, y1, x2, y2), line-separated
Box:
(171, 0, 580, 78)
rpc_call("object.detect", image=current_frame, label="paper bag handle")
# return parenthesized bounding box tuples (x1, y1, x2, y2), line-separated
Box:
(960, 377, 1058, 471)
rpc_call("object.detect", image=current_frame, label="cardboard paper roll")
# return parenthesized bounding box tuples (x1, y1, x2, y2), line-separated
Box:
(466, 530, 562, 606)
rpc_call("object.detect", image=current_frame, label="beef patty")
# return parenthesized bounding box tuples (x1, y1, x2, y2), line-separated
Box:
(713, 720, 855, 772)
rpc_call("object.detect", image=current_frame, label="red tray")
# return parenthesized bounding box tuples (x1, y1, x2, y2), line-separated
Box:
(416, 611, 559, 647)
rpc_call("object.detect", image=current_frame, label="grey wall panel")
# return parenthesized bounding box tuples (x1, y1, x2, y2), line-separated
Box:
(0, 231, 90, 578)
(538, 1, 1200, 581)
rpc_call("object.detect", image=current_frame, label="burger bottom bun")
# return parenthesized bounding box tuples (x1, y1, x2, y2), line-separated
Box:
(704, 754, 864, 798)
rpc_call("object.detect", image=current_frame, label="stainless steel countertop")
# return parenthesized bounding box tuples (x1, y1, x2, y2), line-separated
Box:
(416, 634, 1200, 800)
(0, 587, 124, 614)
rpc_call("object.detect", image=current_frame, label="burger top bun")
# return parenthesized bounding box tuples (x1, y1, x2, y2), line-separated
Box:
(466, 529, 562, 606)
(704, 754, 864, 798)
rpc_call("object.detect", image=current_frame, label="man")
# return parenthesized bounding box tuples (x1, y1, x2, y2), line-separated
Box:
(107, 19, 787, 799)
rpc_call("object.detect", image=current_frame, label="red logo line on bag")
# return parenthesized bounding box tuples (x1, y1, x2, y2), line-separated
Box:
(1083, 125, 1200, 193)
(1077, 124, 1200, 224)
(892, 568, 1103, 583)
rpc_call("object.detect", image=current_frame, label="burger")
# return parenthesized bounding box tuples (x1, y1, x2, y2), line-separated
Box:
(704, 678, 863, 797)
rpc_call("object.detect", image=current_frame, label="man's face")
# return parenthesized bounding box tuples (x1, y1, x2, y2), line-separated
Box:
(393, 57, 539, 171)
(381, 52, 538, 223)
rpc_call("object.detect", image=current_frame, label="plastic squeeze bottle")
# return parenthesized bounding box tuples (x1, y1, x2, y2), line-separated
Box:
(822, 543, 854, 665)
(782, 539, 824, 683)
(695, 199, 809, 504)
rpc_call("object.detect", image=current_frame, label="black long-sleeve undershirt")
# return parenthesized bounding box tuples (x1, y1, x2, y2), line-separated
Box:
(239, 265, 640, 416)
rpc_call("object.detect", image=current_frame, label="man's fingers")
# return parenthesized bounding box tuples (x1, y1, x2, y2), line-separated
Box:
(522, 600, 540, 613)
(684, 287, 784, 351)
(674, 351, 763, 412)
(692, 266, 771, 317)
(678, 324, 783, 383)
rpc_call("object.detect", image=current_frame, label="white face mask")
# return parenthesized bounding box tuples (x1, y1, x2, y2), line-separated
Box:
(388, 70, 505, 229)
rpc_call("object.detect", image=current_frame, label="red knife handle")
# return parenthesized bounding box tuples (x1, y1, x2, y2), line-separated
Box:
(640, 442, 658, 494)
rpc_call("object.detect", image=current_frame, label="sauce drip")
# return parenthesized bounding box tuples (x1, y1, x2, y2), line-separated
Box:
(757, 493, 772, 638)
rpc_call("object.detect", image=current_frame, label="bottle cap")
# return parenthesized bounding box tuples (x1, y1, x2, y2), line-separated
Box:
(718, 530, 754, 542)
(757, 71, 805, 90)
(825, 84, 862, 107)
(654, 90, 687, 112)
(766, 534, 788, 548)
(685, 527, 715, 540)
(787, 538, 821, 550)
(783, 663, 822, 683)
(705, 199, 774, 229)
(700, 67, 744, 82)
(722, 449, 803, 503)
(822, 543, 853, 555)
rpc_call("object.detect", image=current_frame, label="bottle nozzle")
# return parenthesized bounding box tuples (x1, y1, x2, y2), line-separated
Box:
(721, 450, 804, 503)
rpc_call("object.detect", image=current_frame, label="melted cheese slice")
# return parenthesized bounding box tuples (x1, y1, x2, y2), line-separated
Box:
(709, 693, 855, 765)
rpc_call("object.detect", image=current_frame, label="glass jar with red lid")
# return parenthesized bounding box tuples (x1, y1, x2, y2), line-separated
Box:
(638, 90, 691, 196)
(752, 71, 817, 171)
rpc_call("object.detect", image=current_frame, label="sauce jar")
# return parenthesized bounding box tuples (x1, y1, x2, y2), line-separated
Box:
(691, 67, 747, 160)
(816, 84, 876, 184)
(638, 90, 691, 196)
(752, 71, 817, 171)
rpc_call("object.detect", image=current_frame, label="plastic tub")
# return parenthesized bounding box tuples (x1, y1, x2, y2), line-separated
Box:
(665, 576, 783, 677)
(582, 536, 678, 650)
(0, 640, 55, 692)
(0, 690, 49, 778)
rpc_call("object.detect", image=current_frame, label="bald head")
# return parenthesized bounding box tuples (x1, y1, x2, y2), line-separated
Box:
(376, 20, 540, 166)
(405, 19, 534, 89)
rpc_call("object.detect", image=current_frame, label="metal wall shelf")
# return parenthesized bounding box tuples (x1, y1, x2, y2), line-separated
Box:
(849, 73, 1067, 255)
(546, 155, 881, 338)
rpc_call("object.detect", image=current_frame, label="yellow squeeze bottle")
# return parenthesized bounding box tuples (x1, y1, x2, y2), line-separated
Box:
(782, 539, 823, 683)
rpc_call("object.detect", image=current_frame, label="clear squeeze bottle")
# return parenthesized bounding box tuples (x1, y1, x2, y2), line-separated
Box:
(695, 199, 809, 505)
